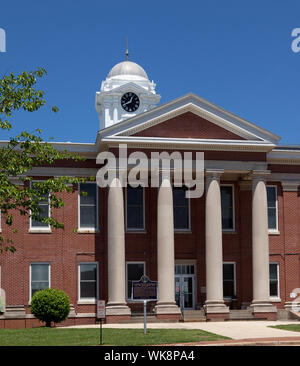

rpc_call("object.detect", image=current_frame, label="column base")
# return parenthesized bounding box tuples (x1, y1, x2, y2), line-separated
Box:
(154, 302, 181, 321)
(204, 301, 229, 321)
(284, 302, 300, 311)
(105, 303, 131, 324)
(249, 301, 277, 320)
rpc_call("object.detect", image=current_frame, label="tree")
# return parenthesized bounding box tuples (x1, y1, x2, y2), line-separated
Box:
(0, 68, 88, 253)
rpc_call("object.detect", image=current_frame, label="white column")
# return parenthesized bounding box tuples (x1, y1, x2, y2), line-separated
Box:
(204, 170, 229, 317)
(113, 97, 119, 124)
(106, 177, 131, 318)
(155, 174, 181, 317)
(250, 172, 276, 315)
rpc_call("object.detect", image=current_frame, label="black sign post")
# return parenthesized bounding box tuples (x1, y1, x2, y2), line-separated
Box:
(97, 300, 106, 345)
(132, 275, 158, 335)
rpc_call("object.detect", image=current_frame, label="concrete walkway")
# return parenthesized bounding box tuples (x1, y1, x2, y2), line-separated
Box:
(60, 320, 300, 341)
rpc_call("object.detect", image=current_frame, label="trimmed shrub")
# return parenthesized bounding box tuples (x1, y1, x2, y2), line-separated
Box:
(31, 288, 70, 327)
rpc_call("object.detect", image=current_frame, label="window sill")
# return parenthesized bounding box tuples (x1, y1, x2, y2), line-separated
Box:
(77, 229, 99, 234)
(28, 229, 51, 234)
(270, 298, 281, 303)
(126, 229, 147, 234)
(268, 230, 280, 236)
(77, 299, 97, 305)
(223, 230, 236, 234)
(174, 230, 192, 234)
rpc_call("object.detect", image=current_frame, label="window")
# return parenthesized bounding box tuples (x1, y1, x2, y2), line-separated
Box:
(79, 183, 98, 230)
(30, 263, 50, 300)
(173, 187, 190, 230)
(221, 186, 234, 231)
(269, 263, 279, 298)
(174, 264, 195, 275)
(30, 182, 50, 229)
(223, 262, 236, 298)
(79, 263, 98, 300)
(126, 186, 144, 230)
(126, 262, 145, 300)
(267, 186, 278, 231)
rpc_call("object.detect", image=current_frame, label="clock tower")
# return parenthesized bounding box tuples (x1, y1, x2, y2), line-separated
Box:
(95, 57, 160, 130)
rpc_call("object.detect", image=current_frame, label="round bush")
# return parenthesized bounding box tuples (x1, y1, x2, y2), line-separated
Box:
(31, 288, 70, 327)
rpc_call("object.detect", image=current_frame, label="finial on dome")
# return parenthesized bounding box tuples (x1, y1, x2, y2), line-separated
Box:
(126, 37, 129, 60)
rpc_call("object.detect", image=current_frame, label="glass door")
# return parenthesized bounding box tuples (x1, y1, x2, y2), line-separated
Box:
(182, 276, 194, 309)
(175, 273, 195, 310)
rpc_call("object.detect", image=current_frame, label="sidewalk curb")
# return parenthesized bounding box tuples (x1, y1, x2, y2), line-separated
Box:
(169, 337, 300, 346)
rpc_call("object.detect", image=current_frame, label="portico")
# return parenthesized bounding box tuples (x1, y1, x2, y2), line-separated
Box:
(105, 164, 278, 323)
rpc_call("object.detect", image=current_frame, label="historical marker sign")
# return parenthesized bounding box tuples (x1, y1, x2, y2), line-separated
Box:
(132, 275, 157, 301)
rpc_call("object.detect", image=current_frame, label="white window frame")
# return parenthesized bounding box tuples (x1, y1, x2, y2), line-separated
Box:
(78, 182, 99, 232)
(125, 186, 145, 232)
(267, 185, 279, 233)
(78, 262, 98, 304)
(173, 186, 191, 232)
(221, 184, 235, 232)
(126, 261, 146, 301)
(223, 261, 236, 300)
(269, 262, 280, 300)
(29, 181, 51, 232)
(29, 262, 51, 302)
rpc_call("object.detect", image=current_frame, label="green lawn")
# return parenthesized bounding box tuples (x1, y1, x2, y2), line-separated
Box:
(269, 324, 300, 333)
(0, 328, 229, 346)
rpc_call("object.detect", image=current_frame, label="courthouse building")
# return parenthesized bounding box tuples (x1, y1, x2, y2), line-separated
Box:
(1, 57, 300, 327)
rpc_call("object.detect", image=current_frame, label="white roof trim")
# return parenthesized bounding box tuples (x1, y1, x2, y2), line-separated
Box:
(267, 148, 300, 165)
(102, 135, 275, 152)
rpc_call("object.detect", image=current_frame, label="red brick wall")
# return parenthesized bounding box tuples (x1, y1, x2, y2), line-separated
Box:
(0, 165, 299, 318)
(133, 112, 246, 140)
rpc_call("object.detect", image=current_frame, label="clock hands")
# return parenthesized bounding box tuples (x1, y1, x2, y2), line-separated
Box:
(123, 96, 133, 106)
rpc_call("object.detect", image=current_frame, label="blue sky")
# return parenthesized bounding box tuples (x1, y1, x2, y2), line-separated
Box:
(0, 0, 300, 144)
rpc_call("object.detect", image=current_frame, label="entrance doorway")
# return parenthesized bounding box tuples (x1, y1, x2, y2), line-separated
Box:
(174, 264, 195, 310)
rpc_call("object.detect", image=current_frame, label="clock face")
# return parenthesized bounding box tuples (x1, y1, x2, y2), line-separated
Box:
(121, 92, 140, 112)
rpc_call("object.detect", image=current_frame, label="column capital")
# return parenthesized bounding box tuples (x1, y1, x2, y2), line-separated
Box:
(281, 181, 300, 192)
(251, 170, 271, 183)
(205, 169, 224, 183)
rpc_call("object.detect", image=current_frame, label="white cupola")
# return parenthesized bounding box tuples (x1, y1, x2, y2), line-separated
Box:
(95, 54, 160, 130)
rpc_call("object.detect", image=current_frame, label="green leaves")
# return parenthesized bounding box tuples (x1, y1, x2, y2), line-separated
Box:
(0, 68, 89, 253)
(30, 288, 70, 327)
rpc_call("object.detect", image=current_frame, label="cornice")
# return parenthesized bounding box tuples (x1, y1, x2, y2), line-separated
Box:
(267, 148, 300, 165)
(103, 136, 275, 152)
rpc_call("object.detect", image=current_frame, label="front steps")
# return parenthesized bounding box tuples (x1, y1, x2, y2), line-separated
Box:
(229, 309, 254, 321)
(128, 310, 206, 323)
(127, 308, 299, 323)
(182, 310, 206, 322)
(130, 313, 163, 323)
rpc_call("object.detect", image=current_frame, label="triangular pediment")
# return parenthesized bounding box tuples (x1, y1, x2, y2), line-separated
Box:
(98, 93, 280, 150)
(131, 111, 246, 140)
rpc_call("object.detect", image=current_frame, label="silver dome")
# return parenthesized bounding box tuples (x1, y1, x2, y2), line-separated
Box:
(107, 60, 148, 79)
